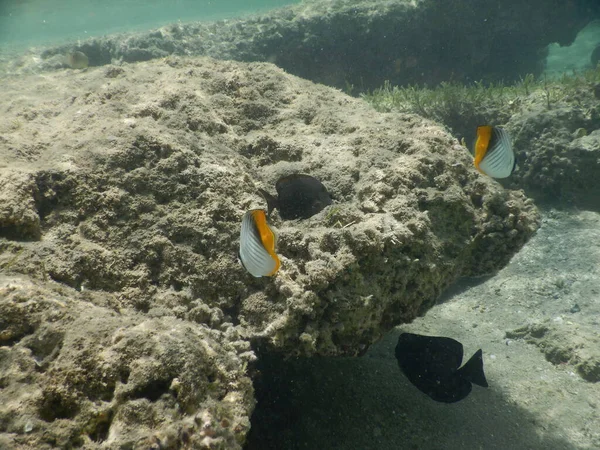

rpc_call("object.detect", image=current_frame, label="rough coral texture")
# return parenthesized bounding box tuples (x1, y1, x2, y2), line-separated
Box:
(502, 86, 600, 209)
(366, 72, 600, 210)
(0, 57, 539, 447)
(0, 171, 41, 241)
(511, 125, 600, 208)
(0, 276, 254, 449)
(5, 0, 599, 90)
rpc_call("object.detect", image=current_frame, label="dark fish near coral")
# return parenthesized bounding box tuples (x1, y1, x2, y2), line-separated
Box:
(473, 125, 516, 178)
(259, 174, 332, 220)
(65, 51, 89, 69)
(395, 332, 488, 403)
(239, 209, 280, 277)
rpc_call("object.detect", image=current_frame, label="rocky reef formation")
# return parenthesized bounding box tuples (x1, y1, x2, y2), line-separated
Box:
(0, 57, 539, 448)
(364, 68, 600, 209)
(0, 276, 253, 449)
(5, 0, 598, 90)
(509, 112, 600, 208)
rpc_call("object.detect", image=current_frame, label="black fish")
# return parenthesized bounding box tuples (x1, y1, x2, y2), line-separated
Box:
(258, 174, 332, 220)
(395, 332, 488, 403)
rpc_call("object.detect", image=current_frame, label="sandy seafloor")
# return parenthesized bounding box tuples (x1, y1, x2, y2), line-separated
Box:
(248, 207, 600, 450)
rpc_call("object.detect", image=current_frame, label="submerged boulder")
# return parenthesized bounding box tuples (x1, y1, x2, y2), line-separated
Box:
(0, 56, 539, 447)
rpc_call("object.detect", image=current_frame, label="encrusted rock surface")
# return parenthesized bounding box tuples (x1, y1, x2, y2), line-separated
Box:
(510, 121, 600, 208)
(365, 69, 600, 209)
(0, 56, 539, 447)
(500, 85, 600, 208)
(4, 0, 599, 89)
(0, 275, 254, 449)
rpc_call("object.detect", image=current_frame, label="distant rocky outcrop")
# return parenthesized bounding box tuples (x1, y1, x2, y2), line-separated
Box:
(4, 0, 598, 90)
(0, 57, 539, 448)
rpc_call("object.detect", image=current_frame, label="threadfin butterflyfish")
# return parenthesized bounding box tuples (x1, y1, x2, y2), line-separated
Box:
(473, 126, 516, 178)
(258, 174, 332, 220)
(239, 209, 281, 277)
(395, 332, 488, 403)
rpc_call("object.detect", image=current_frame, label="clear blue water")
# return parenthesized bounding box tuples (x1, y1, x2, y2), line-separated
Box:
(546, 20, 600, 77)
(0, 0, 299, 49)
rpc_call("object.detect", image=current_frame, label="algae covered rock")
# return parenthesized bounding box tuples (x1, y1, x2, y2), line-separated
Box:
(0, 56, 539, 354)
(363, 69, 600, 209)
(0, 170, 40, 241)
(0, 275, 253, 449)
(505, 100, 600, 208)
(0, 56, 539, 447)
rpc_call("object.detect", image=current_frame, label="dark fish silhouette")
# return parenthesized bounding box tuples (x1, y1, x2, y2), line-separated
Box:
(395, 332, 488, 403)
(258, 174, 332, 220)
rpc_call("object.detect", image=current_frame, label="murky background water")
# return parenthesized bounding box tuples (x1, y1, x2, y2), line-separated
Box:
(0, 0, 300, 49)
(546, 20, 600, 76)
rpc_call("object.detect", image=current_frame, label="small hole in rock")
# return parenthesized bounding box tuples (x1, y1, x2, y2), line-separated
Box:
(0, 325, 35, 347)
(38, 391, 79, 422)
(119, 368, 131, 384)
(131, 378, 171, 402)
(89, 410, 113, 442)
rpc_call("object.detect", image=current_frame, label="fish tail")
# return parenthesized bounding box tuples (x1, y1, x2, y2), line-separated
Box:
(459, 349, 488, 388)
(258, 189, 278, 216)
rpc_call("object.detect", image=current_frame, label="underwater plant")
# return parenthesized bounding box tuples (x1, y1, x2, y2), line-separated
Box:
(362, 64, 600, 140)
